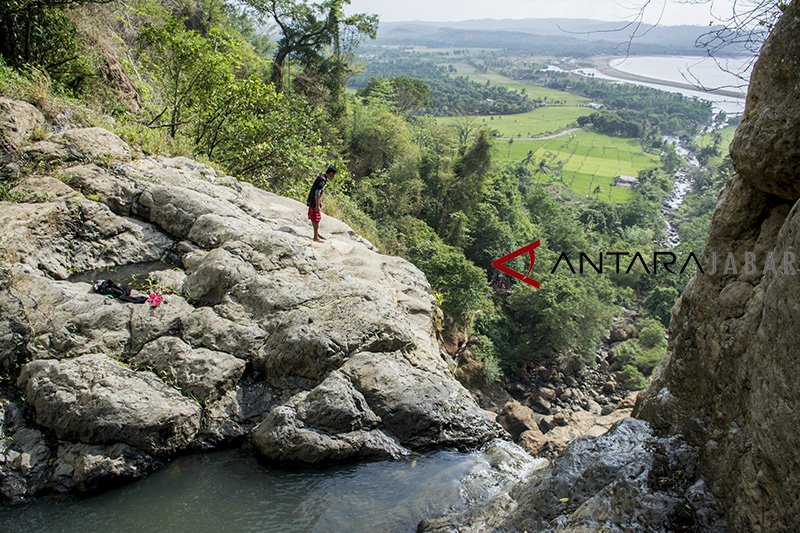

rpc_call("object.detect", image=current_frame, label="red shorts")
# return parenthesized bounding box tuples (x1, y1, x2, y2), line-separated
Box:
(307, 207, 321, 222)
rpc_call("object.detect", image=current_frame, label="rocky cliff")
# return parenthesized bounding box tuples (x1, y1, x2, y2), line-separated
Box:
(635, 2, 800, 530)
(419, 418, 726, 532)
(0, 102, 501, 500)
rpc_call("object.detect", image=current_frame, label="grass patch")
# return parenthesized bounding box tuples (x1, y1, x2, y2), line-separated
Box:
(325, 193, 385, 251)
(445, 62, 590, 105)
(694, 125, 736, 167)
(498, 130, 659, 203)
(436, 106, 592, 138)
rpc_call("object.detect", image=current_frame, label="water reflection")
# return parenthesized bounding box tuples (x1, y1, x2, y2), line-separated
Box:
(0, 449, 495, 533)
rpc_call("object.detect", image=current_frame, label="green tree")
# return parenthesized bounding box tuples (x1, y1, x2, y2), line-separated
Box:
(140, 20, 234, 138)
(506, 272, 616, 368)
(661, 143, 682, 174)
(348, 101, 417, 178)
(579, 199, 621, 235)
(438, 130, 492, 230)
(643, 286, 680, 326)
(398, 217, 489, 323)
(357, 76, 431, 116)
(0, 0, 109, 68)
(195, 77, 328, 192)
(245, 0, 377, 92)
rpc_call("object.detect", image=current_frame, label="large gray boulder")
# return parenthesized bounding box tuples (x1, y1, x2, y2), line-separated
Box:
(0, 191, 172, 280)
(252, 371, 408, 463)
(49, 128, 132, 163)
(132, 336, 246, 403)
(18, 354, 201, 455)
(0, 98, 45, 147)
(636, 3, 800, 530)
(0, 110, 500, 496)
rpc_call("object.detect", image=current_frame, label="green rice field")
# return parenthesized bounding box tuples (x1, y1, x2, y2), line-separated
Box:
(435, 106, 592, 138)
(436, 61, 658, 203)
(497, 130, 660, 203)
(695, 125, 737, 166)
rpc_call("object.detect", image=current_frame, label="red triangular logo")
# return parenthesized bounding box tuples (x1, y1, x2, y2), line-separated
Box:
(492, 241, 541, 289)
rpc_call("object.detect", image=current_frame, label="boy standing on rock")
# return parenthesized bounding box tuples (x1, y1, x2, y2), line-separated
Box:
(307, 165, 336, 243)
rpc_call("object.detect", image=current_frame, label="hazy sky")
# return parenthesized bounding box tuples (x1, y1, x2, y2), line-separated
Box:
(345, 0, 737, 27)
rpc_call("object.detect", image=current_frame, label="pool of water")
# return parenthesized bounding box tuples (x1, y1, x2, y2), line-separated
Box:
(0, 447, 528, 533)
(67, 261, 177, 287)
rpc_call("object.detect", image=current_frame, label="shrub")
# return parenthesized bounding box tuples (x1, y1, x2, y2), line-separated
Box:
(398, 217, 490, 323)
(424, 249, 489, 322)
(324, 194, 385, 251)
(637, 318, 667, 349)
(611, 339, 644, 371)
(508, 271, 617, 368)
(470, 334, 503, 383)
(620, 364, 648, 390)
(636, 345, 667, 375)
(643, 286, 680, 327)
(612, 335, 666, 377)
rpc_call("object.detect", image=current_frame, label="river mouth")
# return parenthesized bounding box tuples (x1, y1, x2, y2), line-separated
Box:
(0, 447, 530, 533)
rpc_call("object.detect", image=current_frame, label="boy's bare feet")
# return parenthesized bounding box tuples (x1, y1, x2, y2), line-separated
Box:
(317, 235, 326, 240)
(313, 237, 324, 243)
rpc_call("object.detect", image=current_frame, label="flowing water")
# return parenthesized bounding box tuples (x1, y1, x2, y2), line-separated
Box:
(0, 444, 544, 533)
(661, 138, 700, 248)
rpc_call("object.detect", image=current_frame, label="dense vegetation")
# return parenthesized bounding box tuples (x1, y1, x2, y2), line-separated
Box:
(349, 54, 534, 115)
(0, 0, 722, 390)
(534, 73, 714, 140)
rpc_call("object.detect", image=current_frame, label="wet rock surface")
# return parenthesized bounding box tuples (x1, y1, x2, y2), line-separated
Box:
(0, 395, 51, 502)
(52, 442, 153, 493)
(419, 418, 726, 532)
(0, 105, 501, 499)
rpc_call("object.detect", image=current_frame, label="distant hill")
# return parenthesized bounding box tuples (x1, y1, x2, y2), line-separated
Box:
(375, 18, 736, 56)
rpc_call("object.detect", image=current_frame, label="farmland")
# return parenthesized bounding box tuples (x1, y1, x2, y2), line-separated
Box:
(435, 106, 593, 138)
(497, 130, 660, 203)
(696, 125, 737, 148)
(446, 62, 590, 105)
(433, 60, 660, 203)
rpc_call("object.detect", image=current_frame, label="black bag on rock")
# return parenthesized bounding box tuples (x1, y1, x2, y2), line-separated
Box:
(92, 279, 148, 304)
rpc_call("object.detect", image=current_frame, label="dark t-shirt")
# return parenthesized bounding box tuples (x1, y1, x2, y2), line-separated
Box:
(306, 174, 327, 207)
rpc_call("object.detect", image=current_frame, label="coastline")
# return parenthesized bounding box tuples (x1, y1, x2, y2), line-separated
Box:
(590, 56, 747, 100)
